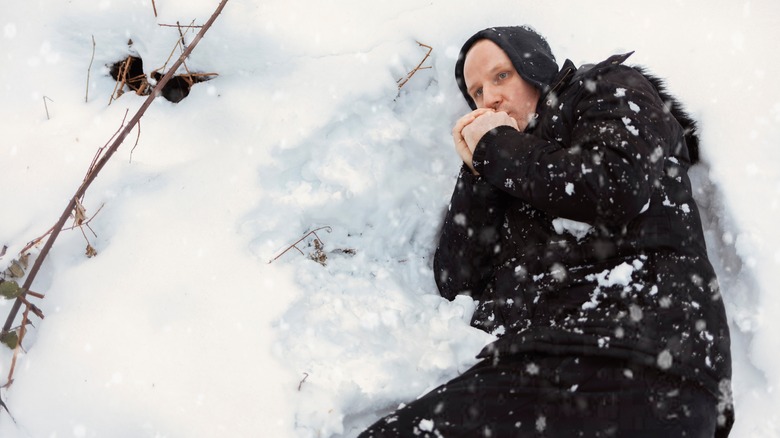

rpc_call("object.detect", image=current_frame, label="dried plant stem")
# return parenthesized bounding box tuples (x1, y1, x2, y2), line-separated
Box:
(397, 42, 433, 89)
(109, 57, 132, 105)
(16, 296, 43, 320)
(130, 74, 151, 95)
(0, 395, 10, 418)
(2, 0, 231, 349)
(20, 226, 54, 255)
(158, 23, 204, 28)
(129, 121, 142, 163)
(25, 290, 44, 300)
(177, 22, 188, 53)
(183, 72, 219, 79)
(86, 35, 96, 103)
(269, 226, 332, 263)
(151, 0, 158, 17)
(298, 372, 309, 391)
(42, 96, 53, 120)
(87, 109, 129, 182)
(157, 19, 197, 75)
(4, 304, 31, 387)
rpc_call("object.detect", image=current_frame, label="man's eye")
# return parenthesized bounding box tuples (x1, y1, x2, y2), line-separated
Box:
(475, 88, 483, 98)
(498, 72, 509, 80)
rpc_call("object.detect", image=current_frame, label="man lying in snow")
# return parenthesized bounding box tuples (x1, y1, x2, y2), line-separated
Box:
(360, 26, 733, 437)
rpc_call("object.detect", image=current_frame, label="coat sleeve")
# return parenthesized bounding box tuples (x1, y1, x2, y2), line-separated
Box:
(471, 65, 669, 226)
(433, 165, 508, 301)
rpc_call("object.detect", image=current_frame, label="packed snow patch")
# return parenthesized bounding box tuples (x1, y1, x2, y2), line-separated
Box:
(552, 218, 593, 241)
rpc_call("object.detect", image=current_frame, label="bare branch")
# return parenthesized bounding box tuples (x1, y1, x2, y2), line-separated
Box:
(0, 393, 13, 421)
(397, 42, 433, 89)
(86, 109, 129, 183)
(42, 96, 54, 120)
(109, 57, 131, 105)
(129, 120, 142, 163)
(268, 226, 332, 263)
(25, 290, 44, 299)
(177, 21, 188, 54)
(158, 23, 204, 28)
(156, 19, 198, 76)
(298, 372, 309, 391)
(86, 35, 96, 103)
(64, 203, 105, 233)
(2, 0, 231, 352)
(20, 226, 54, 254)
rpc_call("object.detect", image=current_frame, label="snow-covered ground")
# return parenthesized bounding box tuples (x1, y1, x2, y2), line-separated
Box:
(1, 0, 778, 436)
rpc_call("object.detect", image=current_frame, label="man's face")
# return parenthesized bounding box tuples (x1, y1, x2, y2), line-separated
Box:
(463, 39, 541, 130)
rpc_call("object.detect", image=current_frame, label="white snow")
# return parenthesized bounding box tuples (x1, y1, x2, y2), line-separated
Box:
(418, 418, 434, 432)
(657, 350, 674, 370)
(552, 218, 593, 241)
(621, 116, 640, 136)
(582, 261, 640, 310)
(1, 1, 779, 437)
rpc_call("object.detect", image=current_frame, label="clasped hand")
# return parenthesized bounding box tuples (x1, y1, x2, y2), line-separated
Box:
(452, 109, 518, 175)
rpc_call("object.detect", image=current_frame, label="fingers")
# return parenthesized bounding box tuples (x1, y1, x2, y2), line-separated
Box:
(451, 108, 494, 175)
(461, 111, 518, 152)
(452, 108, 493, 140)
(454, 135, 472, 166)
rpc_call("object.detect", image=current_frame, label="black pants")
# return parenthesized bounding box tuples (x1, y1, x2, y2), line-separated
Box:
(359, 354, 723, 437)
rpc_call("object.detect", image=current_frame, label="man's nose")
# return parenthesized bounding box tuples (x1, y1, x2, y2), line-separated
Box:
(482, 86, 501, 110)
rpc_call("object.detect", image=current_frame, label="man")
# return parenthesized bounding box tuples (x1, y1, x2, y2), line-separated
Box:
(360, 26, 732, 437)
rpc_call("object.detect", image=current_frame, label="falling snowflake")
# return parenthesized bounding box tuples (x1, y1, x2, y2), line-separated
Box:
(657, 350, 673, 369)
(418, 419, 434, 432)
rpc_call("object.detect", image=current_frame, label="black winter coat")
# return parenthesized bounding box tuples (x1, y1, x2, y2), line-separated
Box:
(434, 53, 732, 401)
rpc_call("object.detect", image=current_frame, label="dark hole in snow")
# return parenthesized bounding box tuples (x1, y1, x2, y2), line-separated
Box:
(108, 55, 216, 103)
(109, 55, 148, 95)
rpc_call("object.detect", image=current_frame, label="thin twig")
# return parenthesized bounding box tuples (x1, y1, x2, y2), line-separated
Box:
(86, 35, 96, 103)
(16, 296, 43, 320)
(268, 226, 332, 263)
(298, 373, 309, 391)
(0, 393, 13, 421)
(129, 121, 141, 163)
(129, 73, 151, 95)
(151, 0, 158, 17)
(42, 96, 54, 120)
(64, 203, 105, 233)
(2, 0, 231, 356)
(85, 223, 98, 239)
(86, 109, 129, 182)
(25, 290, 44, 299)
(20, 226, 54, 254)
(397, 42, 433, 89)
(183, 72, 219, 79)
(156, 19, 197, 76)
(177, 22, 188, 54)
(109, 57, 132, 105)
(4, 305, 31, 387)
(158, 23, 204, 28)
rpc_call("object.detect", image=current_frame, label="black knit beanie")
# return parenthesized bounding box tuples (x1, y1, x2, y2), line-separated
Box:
(455, 26, 559, 110)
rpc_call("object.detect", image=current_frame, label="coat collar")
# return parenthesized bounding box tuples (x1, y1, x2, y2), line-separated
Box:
(541, 51, 635, 102)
